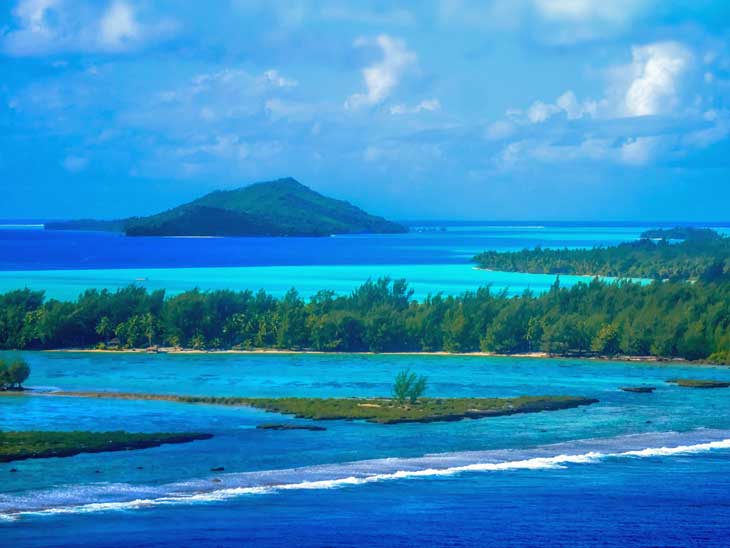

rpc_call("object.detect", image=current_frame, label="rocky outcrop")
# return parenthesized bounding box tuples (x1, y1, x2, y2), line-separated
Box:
(256, 423, 327, 431)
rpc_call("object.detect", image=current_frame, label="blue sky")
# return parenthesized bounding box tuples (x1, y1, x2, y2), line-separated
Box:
(1, 1, 729, 221)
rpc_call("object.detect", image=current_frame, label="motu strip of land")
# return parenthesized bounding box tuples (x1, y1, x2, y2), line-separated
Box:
(38, 391, 598, 425)
(0, 431, 213, 463)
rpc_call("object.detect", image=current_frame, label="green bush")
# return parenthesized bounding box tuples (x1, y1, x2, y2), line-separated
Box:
(393, 369, 428, 403)
(0, 357, 30, 390)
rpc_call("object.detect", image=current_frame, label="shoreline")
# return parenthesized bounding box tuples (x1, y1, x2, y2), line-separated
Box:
(39, 347, 716, 366)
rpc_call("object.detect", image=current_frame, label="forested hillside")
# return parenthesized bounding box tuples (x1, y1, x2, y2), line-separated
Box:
(45, 178, 407, 237)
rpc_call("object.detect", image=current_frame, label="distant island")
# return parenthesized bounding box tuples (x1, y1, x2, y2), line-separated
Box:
(474, 226, 730, 281)
(45, 177, 407, 237)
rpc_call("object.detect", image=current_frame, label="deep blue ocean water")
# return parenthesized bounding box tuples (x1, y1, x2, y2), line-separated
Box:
(0, 222, 707, 299)
(2, 222, 730, 546)
(4, 221, 724, 271)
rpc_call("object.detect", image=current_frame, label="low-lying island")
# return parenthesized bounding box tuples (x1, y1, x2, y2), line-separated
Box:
(39, 391, 599, 425)
(1, 431, 213, 463)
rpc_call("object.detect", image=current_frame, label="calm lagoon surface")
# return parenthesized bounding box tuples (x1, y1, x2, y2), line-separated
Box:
(2, 223, 730, 546)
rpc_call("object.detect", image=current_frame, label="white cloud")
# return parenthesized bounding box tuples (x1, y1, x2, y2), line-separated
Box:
(436, 0, 649, 44)
(532, 0, 651, 44)
(534, 0, 637, 23)
(500, 138, 602, 166)
(3, 0, 62, 55)
(263, 69, 298, 88)
(556, 91, 598, 119)
(142, 67, 302, 130)
(624, 42, 692, 116)
(390, 98, 440, 115)
(479, 38, 728, 173)
(498, 140, 526, 168)
(99, 1, 140, 48)
(505, 42, 692, 125)
(188, 68, 298, 95)
(526, 100, 560, 123)
(345, 35, 416, 110)
(2, 0, 177, 56)
(15, 0, 58, 32)
(683, 109, 730, 148)
(619, 136, 659, 165)
(62, 155, 89, 172)
(516, 90, 599, 125)
(496, 135, 661, 169)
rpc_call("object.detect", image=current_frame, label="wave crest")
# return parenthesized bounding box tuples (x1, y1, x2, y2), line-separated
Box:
(2, 430, 729, 521)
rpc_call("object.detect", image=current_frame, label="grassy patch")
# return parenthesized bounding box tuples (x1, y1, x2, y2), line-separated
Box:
(51, 391, 598, 425)
(667, 378, 730, 389)
(231, 396, 598, 424)
(0, 431, 213, 463)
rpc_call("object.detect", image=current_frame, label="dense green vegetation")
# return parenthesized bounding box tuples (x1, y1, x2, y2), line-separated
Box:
(0, 431, 213, 462)
(50, 391, 597, 424)
(45, 178, 406, 236)
(474, 228, 730, 280)
(639, 227, 720, 240)
(1, 274, 729, 362)
(667, 378, 730, 389)
(230, 395, 597, 424)
(0, 357, 29, 390)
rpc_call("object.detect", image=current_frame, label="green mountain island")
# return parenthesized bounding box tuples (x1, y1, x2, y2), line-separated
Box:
(45, 178, 407, 237)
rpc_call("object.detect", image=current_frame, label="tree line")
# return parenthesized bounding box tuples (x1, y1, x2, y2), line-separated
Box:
(473, 228, 730, 281)
(0, 277, 729, 363)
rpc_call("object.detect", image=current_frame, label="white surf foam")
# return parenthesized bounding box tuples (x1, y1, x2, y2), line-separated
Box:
(3, 431, 729, 521)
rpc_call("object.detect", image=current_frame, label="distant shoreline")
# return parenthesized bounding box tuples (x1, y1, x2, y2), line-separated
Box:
(40, 347, 718, 366)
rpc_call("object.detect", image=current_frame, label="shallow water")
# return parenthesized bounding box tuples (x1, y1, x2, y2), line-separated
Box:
(1, 351, 730, 546)
(0, 223, 667, 300)
(0, 263, 630, 301)
(2, 222, 730, 545)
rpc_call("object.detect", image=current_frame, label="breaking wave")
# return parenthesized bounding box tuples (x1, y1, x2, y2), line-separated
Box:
(2, 429, 729, 521)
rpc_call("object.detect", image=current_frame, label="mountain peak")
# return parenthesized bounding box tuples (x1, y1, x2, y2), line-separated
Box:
(46, 178, 407, 237)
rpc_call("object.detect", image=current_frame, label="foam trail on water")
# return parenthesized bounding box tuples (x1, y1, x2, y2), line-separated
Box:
(620, 439, 730, 457)
(2, 430, 730, 521)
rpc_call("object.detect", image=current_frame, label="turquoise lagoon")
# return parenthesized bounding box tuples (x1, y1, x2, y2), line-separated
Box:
(0, 264, 627, 301)
(2, 223, 730, 546)
(2, 352, 730, 525)
(0, 222, 671, 300)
